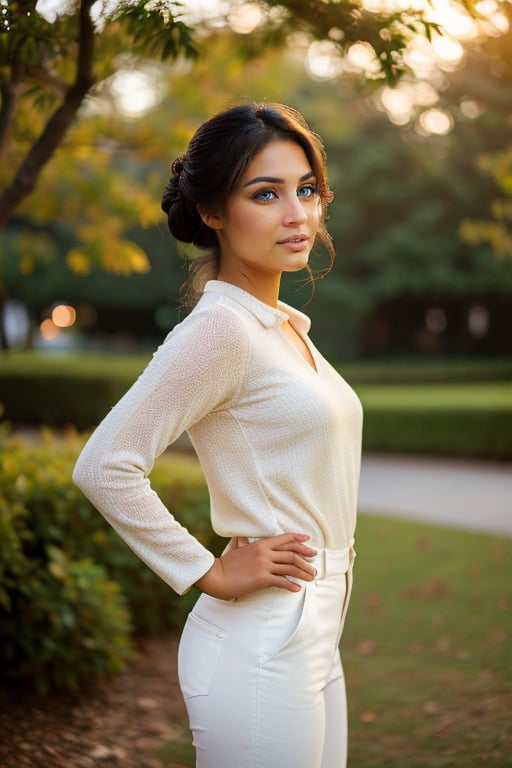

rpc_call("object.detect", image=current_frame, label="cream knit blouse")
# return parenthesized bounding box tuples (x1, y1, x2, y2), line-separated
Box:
(73, 280, 363, 595)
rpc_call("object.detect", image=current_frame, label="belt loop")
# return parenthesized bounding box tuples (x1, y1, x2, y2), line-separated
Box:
(314, 549, 326, 580)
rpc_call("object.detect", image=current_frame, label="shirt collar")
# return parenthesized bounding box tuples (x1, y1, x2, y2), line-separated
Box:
(204, 280, 311, 333)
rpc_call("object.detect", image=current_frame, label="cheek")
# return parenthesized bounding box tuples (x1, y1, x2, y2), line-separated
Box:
(226, 206, 262, 235)
(311, 202, 322, 231)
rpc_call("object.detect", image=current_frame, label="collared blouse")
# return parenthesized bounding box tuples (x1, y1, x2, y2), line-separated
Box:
(73, 281, 363, 595)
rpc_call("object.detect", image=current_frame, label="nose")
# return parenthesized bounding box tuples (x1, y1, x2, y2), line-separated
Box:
(283, 194, 308, 226)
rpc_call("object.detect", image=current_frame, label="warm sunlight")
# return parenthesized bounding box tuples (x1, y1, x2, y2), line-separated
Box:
(110, 69, 163, 117)
(228, 1, 263, 33)
(34, 0, 509, 133)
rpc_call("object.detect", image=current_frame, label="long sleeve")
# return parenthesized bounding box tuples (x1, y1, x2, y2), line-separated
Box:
(73, 303, 249, 595)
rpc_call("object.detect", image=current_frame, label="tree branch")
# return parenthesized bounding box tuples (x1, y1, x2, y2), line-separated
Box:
(0, 75, 22, 159)
(0, 0, 96, 227)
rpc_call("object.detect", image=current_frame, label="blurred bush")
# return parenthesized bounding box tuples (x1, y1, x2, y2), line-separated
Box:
(0, 371, 132, 430)
(0, 430, 218, 694)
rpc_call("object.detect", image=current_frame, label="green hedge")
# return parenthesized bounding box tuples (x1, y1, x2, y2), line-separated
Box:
(341, 357, 512, 384)
(0, 371, 134, 430)
(356, 382, 512, 460)
(1, 353, 511, 458)
(360, 406, 512, 460)
(0, 429, 219, 694)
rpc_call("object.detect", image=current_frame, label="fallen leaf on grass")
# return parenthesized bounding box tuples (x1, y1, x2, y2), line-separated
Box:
(364, 591, 384, 611)
(408, 641, 424, 654)
(416, 535, 431, 552)
(467, 563, 481, 579)
(401, 578, 450, 599)
(359, 710, 377, 723)
(356, 638, 376, 655)
(423, 700, 440, 716)
(435, 636, 452, 652)
(425, 577, 450, 598)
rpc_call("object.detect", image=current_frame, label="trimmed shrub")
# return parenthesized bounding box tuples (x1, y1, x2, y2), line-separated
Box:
(356, 382, 512, 460)
(0, 372, 133, 430)
(360, 406, 512, 460)
(0, 430, 217, 694)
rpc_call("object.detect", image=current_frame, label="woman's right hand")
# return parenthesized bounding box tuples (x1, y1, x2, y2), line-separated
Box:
(194, 533, 317, 600)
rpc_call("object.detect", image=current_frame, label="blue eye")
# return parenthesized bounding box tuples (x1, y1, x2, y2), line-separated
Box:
(253, 188, 276, 201)
(298, 184, 317, 198)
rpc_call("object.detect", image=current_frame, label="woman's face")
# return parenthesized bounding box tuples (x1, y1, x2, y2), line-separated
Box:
(204, 139, 321, 288)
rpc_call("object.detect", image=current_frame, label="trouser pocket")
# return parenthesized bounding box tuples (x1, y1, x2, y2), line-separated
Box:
(178, 612, 226, 700)
(260, 585, 310, 667)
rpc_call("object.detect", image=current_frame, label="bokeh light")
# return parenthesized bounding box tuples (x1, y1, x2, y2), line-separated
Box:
(425, 307, 448, 334)
(228, 2, 262, 33)
(40, 318, 60, 342)
(468, 304, 490, 338)
(419, 108, 454, 134)
(111, 69, 163, 117)
(52, 304, 77, 328)
(306, 40, 344, 80)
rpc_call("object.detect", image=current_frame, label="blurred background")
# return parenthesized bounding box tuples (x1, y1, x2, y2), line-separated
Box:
(1, 0, 512, 363)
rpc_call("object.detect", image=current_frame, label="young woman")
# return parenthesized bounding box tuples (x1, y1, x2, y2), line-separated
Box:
(73, 102, 363, 767)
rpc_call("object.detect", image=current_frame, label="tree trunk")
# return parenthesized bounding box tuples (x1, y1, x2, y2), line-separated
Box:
(0, 0, 96, 228)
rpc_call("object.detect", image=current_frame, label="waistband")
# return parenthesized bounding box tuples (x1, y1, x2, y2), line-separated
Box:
(311, 541, 355, 579)
(246, 537, 356, 580)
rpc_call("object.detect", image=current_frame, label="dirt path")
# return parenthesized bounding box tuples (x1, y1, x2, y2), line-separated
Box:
(0, 633, 189, 768)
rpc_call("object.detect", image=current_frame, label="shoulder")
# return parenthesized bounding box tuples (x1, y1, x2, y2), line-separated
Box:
(167, 295, 252, 350)
(153, 296, 253, 380)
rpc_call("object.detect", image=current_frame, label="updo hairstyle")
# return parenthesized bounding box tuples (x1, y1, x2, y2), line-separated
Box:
(161, 102, 334, 307)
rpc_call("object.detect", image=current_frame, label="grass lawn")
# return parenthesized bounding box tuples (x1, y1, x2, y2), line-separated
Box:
(355, 382, 512, 410)
(160, 514, 512, 767)
(343, 514, 511, 767)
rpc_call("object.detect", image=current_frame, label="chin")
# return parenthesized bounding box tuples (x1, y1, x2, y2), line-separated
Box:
(284, 257, 310, 273)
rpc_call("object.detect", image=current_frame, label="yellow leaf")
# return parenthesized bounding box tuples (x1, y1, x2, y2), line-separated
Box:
(20, 254, 34, 275)
(48, 562, 66, 581)
(67, 249, 92, 275)
(101, 240, 151, 275)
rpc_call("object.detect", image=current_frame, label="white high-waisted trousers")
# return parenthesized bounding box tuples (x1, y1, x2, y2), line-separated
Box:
(178, 542, 355, 768)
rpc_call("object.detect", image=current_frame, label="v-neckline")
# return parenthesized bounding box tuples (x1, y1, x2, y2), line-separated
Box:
(281, 319, 318, 374)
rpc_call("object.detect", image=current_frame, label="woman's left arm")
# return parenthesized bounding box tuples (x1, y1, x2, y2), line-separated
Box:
(73, 306, 249, 595)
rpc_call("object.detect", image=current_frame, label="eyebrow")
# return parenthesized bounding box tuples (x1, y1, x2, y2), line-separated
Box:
(243, 171, 315, 188)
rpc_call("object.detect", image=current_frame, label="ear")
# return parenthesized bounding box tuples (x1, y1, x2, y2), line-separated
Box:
(197, 205, 223, 231)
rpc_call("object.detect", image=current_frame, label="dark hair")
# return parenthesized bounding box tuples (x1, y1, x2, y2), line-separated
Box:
(161, 101, 335, 307)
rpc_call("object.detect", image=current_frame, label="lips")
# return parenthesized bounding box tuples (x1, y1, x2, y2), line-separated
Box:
(277, 235, 308, 245)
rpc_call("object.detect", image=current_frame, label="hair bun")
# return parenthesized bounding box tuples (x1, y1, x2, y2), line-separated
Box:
(171, 154, 187, 177)
(161, 172, 204, 244)
(161, 175, 180, 215)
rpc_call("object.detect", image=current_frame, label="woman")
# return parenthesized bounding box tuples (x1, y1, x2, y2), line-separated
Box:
(73, 102, 363, 767)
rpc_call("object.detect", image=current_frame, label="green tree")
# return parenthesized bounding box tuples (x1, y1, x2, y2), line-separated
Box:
(0, 0, 196, 227)
(0, 0, 454, 230)
(448, 4, 512, 261)
(0, 0, 196, 347)
(309, 106, 512, 359)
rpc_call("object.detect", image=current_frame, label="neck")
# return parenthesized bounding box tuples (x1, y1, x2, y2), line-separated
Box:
(216, 269, 281, 308)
